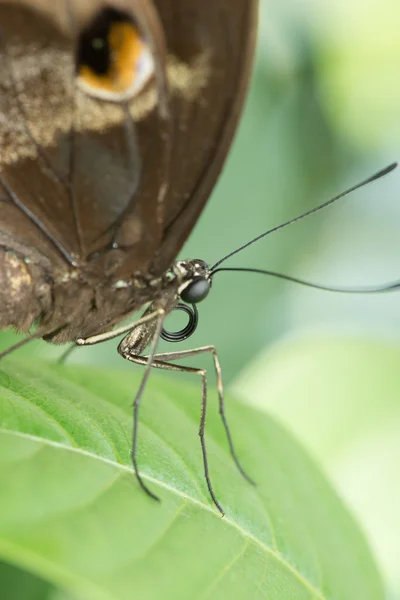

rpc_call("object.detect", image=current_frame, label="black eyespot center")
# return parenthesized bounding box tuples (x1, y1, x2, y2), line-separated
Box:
(181, 278, 211, 304)
(77, 7, 136, 75)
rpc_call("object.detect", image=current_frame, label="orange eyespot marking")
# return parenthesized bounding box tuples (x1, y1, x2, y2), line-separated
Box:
(77, 21, 154, 102)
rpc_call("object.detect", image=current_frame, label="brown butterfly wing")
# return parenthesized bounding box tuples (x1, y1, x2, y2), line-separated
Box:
(0, 0, 171, 270)
(151, 0, 259, 273)
(0, 0, 257, 324)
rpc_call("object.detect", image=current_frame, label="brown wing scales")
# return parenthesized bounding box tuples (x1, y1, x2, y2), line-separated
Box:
(152, 0, 258, 273)
(0, 0, 258, 338)
(0, 0, 171, 267)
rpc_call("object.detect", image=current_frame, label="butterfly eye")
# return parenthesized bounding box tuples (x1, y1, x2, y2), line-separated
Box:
(76, 7, 154, 102)
(180, 278, 211, 304)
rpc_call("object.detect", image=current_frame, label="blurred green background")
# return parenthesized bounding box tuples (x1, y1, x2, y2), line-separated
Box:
(1, 0, 399, 597)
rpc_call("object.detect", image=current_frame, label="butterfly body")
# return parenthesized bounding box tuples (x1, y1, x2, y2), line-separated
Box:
(0, 243, 174, 342)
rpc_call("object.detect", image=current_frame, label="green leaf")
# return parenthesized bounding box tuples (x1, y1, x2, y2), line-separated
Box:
(0, 358, 384, 600)
(234, 334, 400, 597)
(0, 560, 52, 600)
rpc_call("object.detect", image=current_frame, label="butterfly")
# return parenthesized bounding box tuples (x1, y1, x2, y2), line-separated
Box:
(0, 1, 396, 516)
(0, 0, 259, 514)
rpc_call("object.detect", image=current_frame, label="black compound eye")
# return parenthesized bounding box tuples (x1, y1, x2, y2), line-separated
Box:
(180, 278, 211, 304)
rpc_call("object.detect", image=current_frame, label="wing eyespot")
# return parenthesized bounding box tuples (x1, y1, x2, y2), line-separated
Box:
(76, 7, 154, 102)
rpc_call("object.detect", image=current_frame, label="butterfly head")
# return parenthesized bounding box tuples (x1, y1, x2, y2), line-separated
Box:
(174, 259, 212, 305)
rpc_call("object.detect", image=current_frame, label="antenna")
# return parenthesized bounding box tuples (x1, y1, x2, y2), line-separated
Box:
(211, 162, 397, 270)
(211, 267, 400, 294)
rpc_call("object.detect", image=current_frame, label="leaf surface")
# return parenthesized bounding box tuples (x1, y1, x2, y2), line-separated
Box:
(0, 359, 384, 600)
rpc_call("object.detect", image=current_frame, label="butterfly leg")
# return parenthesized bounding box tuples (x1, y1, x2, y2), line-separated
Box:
(0, 309, 164, 360)
(57, 344, 77, 364)
(0, 334, 41, 359)
(120, 347, 225, 515)
(0, 326, 68, 360)
(76, 307, 167, 503)
(57, 309, 166, 367)
(114, 308, 167, 505)
(54, 308, 167, 364)
(75, 309, 165, 346)
(148, 346, 254, 487)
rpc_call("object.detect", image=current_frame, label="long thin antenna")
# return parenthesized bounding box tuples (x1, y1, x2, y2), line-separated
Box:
(211, 162, 397, 270)
(211, 267, 400, 294)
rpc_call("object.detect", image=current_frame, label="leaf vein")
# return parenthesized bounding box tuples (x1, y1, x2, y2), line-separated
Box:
(0, 428, 326, 600)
